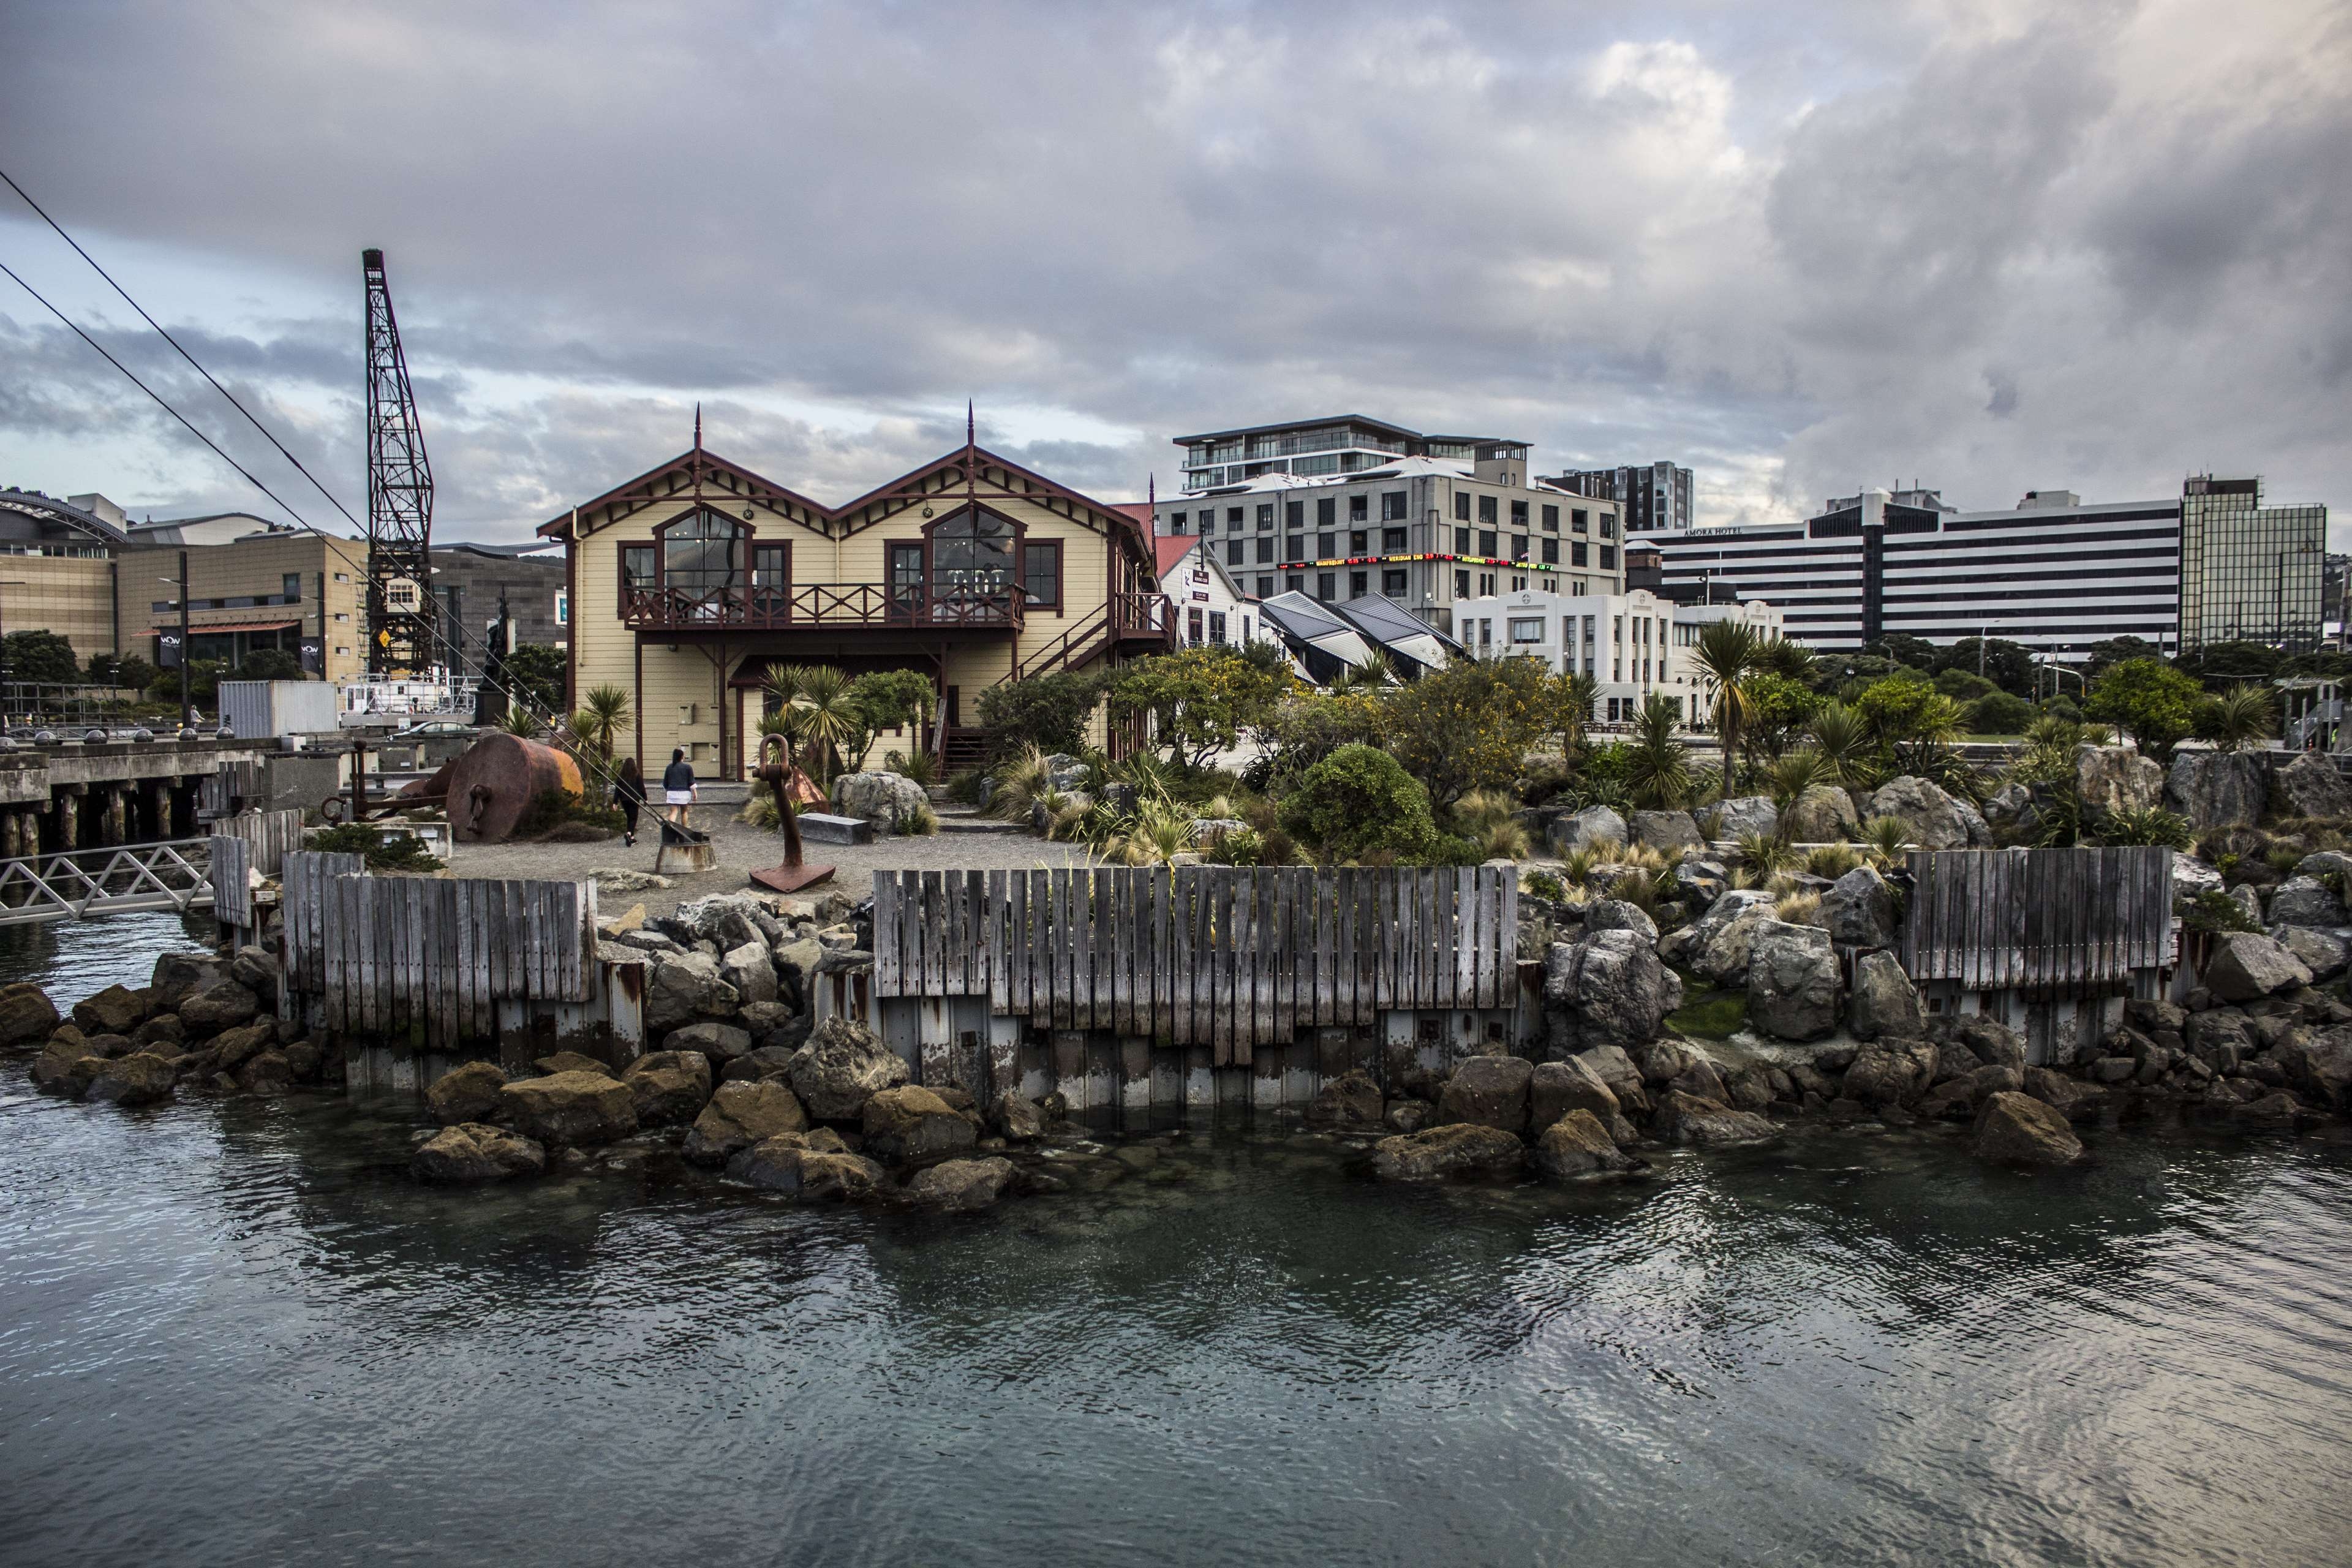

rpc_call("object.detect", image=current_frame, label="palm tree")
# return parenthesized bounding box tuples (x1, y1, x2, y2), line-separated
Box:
(498, 701, 543, 738)
(2205, 684, 2275, 753)
(1327, 649, 1395, 693)
(1555, 669, 1601, 766)
(769, 663, 861, 786)
(1624, 692, 1692, 809)
(570, 682, 633, 760)
(1808, 701, 1871, 785)
(1689, 619, 1758, 796)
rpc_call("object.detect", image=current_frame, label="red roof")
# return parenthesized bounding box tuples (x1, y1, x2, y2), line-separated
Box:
(1109, 500, 1156, 529)
(1155, 534, 1201, 575)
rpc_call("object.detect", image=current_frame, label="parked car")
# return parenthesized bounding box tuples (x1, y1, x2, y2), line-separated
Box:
(390, 719, 478, 742)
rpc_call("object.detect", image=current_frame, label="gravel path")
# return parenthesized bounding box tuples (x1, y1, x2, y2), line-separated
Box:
(444, 809, 1096, 921)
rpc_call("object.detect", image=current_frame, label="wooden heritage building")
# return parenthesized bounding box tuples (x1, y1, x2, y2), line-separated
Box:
(540, 420, 1171, 777)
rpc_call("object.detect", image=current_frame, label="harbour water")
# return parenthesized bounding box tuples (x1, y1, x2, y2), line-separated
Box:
(4, 918, 2351, 1566)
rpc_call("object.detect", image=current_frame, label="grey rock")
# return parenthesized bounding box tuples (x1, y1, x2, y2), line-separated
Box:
(992, 1090, 1047, 1142)
(227, 946, 281, 1007)
(669, 894, 769, 953)
(497, 1070, 638, 1148)
(2173, 857, 2225, 899)
(1581, 898, 1657, 944)
(1673, 859, 1730, 907)
(2166, 750, 2269, 829)
(1575, 1045, 1648, 1112)
(1439, 1054, 1534, 1135)
(2269, 924, 2349, 981)
(731, 1134, 891, 1200)
(1529, 1057, 1619, 1136)
(1629, 810, 1703, 854)
(684, 1079, 809, 1164)
(1369, 1123, 1526, 1180)
(1820, 865, 1898, 949)
(665, 1020, 754, 1061)
(1783, 783, 1861, 844)
(1744, 921, 1841, 1041)
(612, 928, 684, 956)
(1543, 929, 1675, 1048)
(177, 980, 260, 1036)
(646, 951, 740, 1036)
(905, 1155, 1018, 1211)
(426, 1060, 509, 1126)
(148, 954, 222, 1010)
(1842, 1038, 1939, 1106)
(785, 1017, 910, 1121)
(862, 1085, 979, 1166)
(2272, 751, 2352, 820)
(1653, 1090, 1777, 1147)
(1703, 796, 1779, 842)
(721, 940, 778, 1008)
(1864, 776, 1973, 851)
(833, 771, 933, 828)
(72, 984, 149, 1037)
(85, 1050, 175, 1107)
(1532, 1110, 1634, 1177)
(1548, 805, 1627, 854)
(2204, 932, 2313, 1003)
(1972, 1091, 2084, 1166)
(2268, 875, 2347, 929)
(1306, 1068, 1384, 1127)
(1849, 951, 1924, 1039)
(2274, 1027, 2352, 1109)
(2073, 745, 2166, 824)
(622, 1049, 714, 1128)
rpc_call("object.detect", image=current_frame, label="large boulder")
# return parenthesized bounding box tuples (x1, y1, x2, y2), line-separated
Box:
(622, 1050, 714, 1128)
(2272, 751, 2352, 821)
(1848, 951, 1924, 1039)
(1581, 898, 1658, 944)
(904, 1156, 1019, 1212)
(1547, 805, 1627, 854)
(2270, 924, 2350, 982)
(1744, 921, 1841, 1041)
(148, 954, 222, 1010)
(497, 1070, 638, 1148)
(1440, 1054, 1534, 1135)
(1653, 1091, 1777, 1147)
(1306, 1068, 1384, 1128)
(833, 770, 932, 827)
(72, 984, 148, 1037)
(227, 946, 281, 1008)
(426, 1060, 510, 1126)
(786, 1017, 910, 1121)
(1972, 1091, 2084, 1166)
(178, 980, 260, 1036)
(1629, 810, 1703, 854)
(0, 982, 61, 1046)
(2073, 745, 2165, 825)
(669, 894, 769, 953)
(208, 1022, 276, 1074)
(720, 942, 778, 1008)
(683, 1079, 809, 1164)
(2203, 932, 2313, 1003)
(1841, 1037, 1939, 1107)
(992, 1090, 1047, 1142)
(1673, 859, 1730, 908)
(2165, 751, 2268, 829)
(412, 1123, 546, 1183)
(2274, 1028, 2352, 1110)
(862, 1085, 979, 1166)
(86, 1051, 175, 1107)
(664, 1020, 754, 1064)
(645, 951, 739, 1036)
(1544, 929, 1676, 1047)
(1820, 865, 1898, 949)
(1529, 1057, 1619, 1136)
(1532, 1110, 1633, 1178)
(730, 1133, 888, 1198)
(1575, 1045, 1648, 1112)
(1783, 783, 1860, 844)
(1687, 893, 1779, 984)
(1864, 776, 1972, 851)
(1704, 796, 1779, 842)
(1369, 1123, 1527, 1181)
(2267, 876, 2348, 930)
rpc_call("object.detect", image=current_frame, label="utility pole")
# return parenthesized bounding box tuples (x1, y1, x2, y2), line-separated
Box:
(179, 549, 192, 731)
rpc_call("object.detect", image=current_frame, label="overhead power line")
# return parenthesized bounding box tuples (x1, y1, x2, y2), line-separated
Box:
(0, 164, 366, 535)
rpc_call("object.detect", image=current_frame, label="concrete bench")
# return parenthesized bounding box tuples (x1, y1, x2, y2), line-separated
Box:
(798, 812, 874, 846)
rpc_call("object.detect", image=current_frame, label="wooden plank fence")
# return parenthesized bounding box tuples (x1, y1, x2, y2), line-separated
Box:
(1901, 846, 2173, 990)
(872, 866, 1519, 1064)
(278, 850, 601, 1047)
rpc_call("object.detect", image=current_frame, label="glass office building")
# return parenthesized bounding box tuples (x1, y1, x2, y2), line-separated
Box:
(2178, 475, 2326, 654)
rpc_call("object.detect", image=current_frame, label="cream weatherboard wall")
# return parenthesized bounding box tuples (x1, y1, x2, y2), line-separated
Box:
(553, 445, 1152, 778)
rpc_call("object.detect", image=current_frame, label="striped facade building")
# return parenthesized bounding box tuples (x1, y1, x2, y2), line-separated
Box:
(1652, 486, 2189, 656)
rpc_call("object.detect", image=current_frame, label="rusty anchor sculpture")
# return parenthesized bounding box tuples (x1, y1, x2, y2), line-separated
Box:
(748, 733, 835, 894)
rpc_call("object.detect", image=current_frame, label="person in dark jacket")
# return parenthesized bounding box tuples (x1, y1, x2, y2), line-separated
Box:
(610, 755, 647, 847)
(662, 747, 697, 831)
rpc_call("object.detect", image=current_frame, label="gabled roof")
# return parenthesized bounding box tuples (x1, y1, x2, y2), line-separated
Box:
(1154, 533, 1201, 575)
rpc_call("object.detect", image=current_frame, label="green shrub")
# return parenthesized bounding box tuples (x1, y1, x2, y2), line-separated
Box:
(1282, 742, 1436, 863)
(2178, 889, 2261, 935)
(514, 787, 624, 840)
(1521, 870, 1567, 902)
(973, 668, 1106, 762)
(2098, 805, 2192, 850)
(1966, 691, 2034, 734)
(309, 823, 443, 872)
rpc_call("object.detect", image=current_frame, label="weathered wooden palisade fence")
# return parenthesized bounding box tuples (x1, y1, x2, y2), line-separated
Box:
(274, 850, 644, 1093)
(869, 865, 1529, 1119)
(1899, 845, 2174, 1063)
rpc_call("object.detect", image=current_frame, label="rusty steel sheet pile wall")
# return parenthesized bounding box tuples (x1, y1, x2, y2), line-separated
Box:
(871, 865, 1520, 1065)
(1899, 846, 2174, 992)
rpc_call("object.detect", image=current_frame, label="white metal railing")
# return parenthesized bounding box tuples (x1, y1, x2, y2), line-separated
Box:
(0, 837, 217, 926)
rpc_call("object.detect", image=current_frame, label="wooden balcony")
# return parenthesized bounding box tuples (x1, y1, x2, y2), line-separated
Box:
(620, 582, 1023, 633)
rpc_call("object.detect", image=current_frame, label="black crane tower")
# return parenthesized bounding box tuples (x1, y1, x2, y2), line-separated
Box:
(363, 247, 433, 675)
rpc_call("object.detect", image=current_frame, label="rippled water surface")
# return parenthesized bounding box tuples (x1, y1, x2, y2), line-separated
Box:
(5, 921, 2352, 1566)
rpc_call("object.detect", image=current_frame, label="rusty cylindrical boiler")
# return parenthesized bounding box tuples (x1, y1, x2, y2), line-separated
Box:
(444, 733, 584, 843)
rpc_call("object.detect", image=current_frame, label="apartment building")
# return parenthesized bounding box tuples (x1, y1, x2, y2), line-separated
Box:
(1453, 585, 1782, 722)
(1650, 483, 2200, 655)
(1550, 461, 1695, 533)
(0, 489, 124, 669)
(1155, 420, 1623, 637)
(121, 524, 373, 684)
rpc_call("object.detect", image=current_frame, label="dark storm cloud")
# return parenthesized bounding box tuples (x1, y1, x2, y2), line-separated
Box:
(0, 0, 2343, 539)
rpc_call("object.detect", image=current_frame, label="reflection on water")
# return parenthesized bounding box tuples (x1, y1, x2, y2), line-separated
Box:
(4, 922, 2352, 1566)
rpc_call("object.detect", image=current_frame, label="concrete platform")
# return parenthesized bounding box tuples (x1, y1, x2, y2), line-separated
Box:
(799, 812, 875, 846)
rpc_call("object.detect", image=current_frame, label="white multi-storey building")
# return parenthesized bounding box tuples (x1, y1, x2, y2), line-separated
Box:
(1452, 586, 1782, 723)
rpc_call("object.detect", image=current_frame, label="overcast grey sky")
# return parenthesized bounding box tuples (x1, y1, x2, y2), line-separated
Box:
(1, 0, 2345, 543)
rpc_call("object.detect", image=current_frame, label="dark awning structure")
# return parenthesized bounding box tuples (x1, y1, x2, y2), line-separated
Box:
(1329, 595, 1463, 679)
(1256, 592, 1378, 685)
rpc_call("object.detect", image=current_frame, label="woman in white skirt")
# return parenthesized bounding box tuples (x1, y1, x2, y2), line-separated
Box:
(660, 747, 697, 831)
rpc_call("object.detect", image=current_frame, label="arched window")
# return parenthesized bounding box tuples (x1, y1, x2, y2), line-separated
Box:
(663, 508, 743, 603)
(929, 507, 1015, 608)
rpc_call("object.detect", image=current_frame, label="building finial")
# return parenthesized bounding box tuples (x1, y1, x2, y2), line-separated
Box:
(693, 401, 703, 453)
(967, 399, 975, 446)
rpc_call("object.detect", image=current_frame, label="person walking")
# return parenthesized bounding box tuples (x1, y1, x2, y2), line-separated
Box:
(662, 747, 698, 831)
(610, 755, 647, 847)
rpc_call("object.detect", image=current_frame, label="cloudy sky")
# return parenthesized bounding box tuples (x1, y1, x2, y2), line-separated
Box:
(1, 0, 2345, 543)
